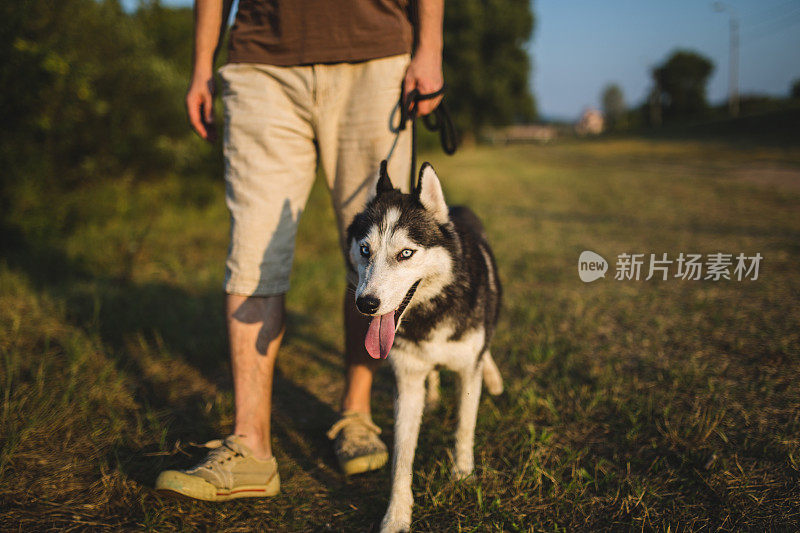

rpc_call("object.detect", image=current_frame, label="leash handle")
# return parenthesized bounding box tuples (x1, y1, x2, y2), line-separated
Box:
(400, 83, 457, 190)
(400, 86, 446, 124)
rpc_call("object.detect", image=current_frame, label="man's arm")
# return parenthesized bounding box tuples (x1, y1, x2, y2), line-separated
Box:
(404, 0, 444, 116)
(186, 0, 233, 141)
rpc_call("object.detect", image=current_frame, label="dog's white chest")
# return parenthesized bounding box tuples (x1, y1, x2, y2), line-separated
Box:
(391, 324, 485, 372)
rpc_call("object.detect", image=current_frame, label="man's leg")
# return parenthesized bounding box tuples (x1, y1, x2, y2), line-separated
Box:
(227, 293, 286, 459)
(154, 292, 287, 499)
(156, 62, 318, 498)
(218, 62, 317, 459)
(315, 55, 412, 474)
(319, 55, 412, 417)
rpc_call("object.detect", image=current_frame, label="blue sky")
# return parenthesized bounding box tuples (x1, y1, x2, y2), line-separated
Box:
(535, 0, 800, 119)
(128, 0, 800, 120)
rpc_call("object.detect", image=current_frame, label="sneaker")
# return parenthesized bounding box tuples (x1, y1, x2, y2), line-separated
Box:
(155, 435, 279, 501)
(327, 411, 388, 475)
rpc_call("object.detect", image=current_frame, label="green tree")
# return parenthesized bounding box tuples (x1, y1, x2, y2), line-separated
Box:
(652, 50, 714, 120)
(791, 79, 800, 100)
(0, 0, 538, 208)
(0, 0, 216, 206)
(601, 84, 625, 129)
(443, 0, 537, 139)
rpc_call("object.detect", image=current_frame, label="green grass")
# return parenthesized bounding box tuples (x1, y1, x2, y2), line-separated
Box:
(2, 137, 799, 531)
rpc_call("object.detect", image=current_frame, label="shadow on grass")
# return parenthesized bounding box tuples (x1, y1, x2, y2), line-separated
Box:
(0, 221, 364, 501)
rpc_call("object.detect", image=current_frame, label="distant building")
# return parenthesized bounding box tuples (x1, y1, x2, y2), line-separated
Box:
(575, 108, 604, 135)
(485, 124, 558, 144)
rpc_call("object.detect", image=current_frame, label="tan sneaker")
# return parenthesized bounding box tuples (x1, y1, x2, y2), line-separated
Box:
(327, 411, 388, 475)
(155, 435, 279, 501)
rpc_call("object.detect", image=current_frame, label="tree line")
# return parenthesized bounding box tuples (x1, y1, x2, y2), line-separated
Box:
(0, 0, 536, 209)
(600, 49, 800, 131)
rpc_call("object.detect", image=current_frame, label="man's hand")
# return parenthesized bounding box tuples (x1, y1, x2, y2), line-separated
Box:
(403, 50, 444, 117)
(186, 72, 216, 142)
(404, 0, 444, 117)
(187, 0, 231, 142)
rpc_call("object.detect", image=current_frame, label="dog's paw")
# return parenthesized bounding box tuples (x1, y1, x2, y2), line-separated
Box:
(451, 460, 474, 480)
(379, 516, 411, 533)
(381, 492, 413, 532)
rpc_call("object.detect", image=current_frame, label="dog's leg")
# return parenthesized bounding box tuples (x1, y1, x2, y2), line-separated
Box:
(453, 359, 484, 479)
(381, 366, 427, 533)
(424, 369, 440, 412)
(482, 351, 503, 396)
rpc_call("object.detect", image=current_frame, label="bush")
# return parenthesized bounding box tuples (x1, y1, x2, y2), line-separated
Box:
(0, 0, 219, 211)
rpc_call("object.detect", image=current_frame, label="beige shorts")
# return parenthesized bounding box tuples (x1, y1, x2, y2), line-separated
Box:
(219, 54, 412, 296)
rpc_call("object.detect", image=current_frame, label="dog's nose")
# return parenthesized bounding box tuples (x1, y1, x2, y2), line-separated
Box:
(356, 295, 381, 315)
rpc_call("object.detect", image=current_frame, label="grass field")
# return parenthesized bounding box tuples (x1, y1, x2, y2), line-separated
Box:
(2, 137, 799, 531)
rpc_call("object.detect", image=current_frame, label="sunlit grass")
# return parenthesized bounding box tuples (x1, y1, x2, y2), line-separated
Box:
(2, 138, 799, 530)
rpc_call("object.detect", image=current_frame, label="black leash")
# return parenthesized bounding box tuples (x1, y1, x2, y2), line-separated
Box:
(399, 83, 457, 190)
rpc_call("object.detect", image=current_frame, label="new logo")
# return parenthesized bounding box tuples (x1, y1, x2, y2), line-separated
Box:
(578, 250, 608, 282)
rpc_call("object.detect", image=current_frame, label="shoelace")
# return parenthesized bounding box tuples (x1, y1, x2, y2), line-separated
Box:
(326, 413, 382, 440)
(190, 439, 241, 471)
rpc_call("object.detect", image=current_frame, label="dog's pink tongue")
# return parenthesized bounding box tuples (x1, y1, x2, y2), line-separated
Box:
(365, 312, 396, 359)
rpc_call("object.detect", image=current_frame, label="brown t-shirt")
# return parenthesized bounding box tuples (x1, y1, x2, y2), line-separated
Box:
(227, 0, 413, 66)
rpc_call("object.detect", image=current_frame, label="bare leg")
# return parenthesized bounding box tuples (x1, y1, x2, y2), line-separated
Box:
(341, 289, 380, 414)
(227, 293, 286, 460)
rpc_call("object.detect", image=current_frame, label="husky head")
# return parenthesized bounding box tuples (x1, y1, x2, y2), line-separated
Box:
(347, 160, 455, 359)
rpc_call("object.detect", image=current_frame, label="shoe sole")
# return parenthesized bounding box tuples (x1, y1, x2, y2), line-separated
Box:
(339, 450, 389, 476)
(155, 471, 280, 502)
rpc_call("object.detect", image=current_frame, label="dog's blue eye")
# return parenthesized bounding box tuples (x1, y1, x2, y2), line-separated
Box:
(360, 244, 370, 257)
(398, 248, 415, 261)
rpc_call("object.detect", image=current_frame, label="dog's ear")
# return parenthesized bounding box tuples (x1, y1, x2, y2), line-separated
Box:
(375, 160, 394, 196)
(415, 162, 448, 223)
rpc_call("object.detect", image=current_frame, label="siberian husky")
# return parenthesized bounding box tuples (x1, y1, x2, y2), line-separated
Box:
(347, 160, 504, 533)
